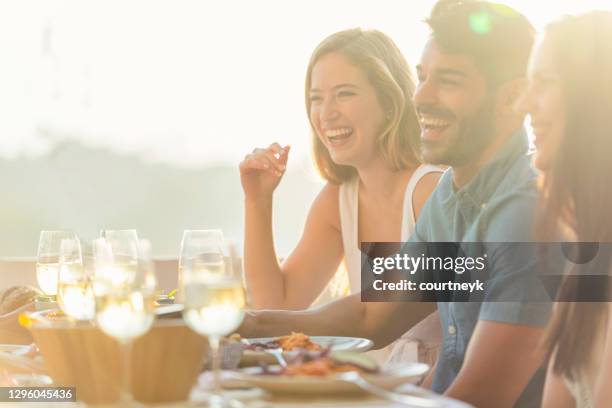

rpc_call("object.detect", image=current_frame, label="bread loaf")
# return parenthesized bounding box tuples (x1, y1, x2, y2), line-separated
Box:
(0, 286, 41, 316)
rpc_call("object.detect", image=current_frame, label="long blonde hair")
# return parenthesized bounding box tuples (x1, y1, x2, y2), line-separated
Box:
(305, 28, 420, 184)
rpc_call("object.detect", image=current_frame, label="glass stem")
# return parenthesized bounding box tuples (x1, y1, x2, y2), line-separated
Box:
(119, 339, 133, 404)
(209, 335, 222, 395)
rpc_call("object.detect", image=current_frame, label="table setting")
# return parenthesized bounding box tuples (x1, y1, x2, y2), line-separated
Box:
(0, 229, 472, 408)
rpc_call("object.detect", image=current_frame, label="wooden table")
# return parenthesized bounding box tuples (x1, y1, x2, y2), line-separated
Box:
(0, 369, 472, 408)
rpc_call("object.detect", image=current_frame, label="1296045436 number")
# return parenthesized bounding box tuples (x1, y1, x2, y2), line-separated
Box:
(1, 387, 76, 402)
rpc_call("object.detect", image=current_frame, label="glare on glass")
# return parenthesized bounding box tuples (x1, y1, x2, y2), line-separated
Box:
(96, 229, 139, 288)
(93, 233, 156, 407)
(56, 238, 96, 321)
(36, 230, 80, 297)
(180, 230, 246, 408)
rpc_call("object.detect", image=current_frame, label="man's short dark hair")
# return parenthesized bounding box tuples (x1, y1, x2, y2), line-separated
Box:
(427, 0, 535, 85)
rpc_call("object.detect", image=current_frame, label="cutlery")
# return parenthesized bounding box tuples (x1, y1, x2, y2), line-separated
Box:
(263, 347, 287, 368)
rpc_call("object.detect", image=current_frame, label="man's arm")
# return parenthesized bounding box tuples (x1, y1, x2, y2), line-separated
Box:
(444, 320, 546, 408)
(241, 292, 436, 349)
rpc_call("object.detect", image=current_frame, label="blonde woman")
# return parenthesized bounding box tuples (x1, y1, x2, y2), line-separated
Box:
(239, 28, 442, 363)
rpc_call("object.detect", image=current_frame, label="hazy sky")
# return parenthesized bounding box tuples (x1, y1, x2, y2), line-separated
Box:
(2, 0, 610, 167)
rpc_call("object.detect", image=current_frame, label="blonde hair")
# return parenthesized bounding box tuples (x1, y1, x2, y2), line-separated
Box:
(305, 28, 421, 184)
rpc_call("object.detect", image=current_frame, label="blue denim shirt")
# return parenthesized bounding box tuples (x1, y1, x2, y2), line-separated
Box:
(409, 129, 552, 407)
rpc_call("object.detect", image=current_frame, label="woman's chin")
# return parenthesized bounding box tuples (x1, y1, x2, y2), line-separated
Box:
(329, 153, 355, 167)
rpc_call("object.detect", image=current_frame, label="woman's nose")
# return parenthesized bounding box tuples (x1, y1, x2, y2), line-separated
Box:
(516, 85, 535, 116)
(319, 98, 340, 122)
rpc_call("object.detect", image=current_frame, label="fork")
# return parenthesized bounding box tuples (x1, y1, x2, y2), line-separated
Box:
(337, 371, 442, 407)
(263, 347, 287, 368)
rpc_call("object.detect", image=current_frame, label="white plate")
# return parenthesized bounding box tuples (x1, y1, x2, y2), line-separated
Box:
(230, 363, 430, 396)
(8, 374, 53, 387)
(0, 344, 30, 357)
(241, 336, 374, 366)
(154, 303, 184, 317)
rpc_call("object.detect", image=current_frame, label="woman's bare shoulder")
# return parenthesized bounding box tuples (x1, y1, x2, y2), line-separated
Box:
(412, 169, 444, 218)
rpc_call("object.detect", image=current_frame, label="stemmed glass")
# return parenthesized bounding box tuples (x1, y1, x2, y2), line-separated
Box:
(57, 238, 96, 321)
(93, 230, 157, 407)
(180, 230, 246, 408)
(36, 230, 80, 297)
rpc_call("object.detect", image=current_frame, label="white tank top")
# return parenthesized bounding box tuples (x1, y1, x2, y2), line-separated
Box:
(339, 164, 442, 293)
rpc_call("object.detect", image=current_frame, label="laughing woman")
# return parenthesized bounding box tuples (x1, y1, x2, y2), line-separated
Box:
(519, 11, 612, 408)
(239, 28, 442, 364)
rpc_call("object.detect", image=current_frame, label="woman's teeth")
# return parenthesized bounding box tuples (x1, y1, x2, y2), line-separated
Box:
(324, 127, 353, 143)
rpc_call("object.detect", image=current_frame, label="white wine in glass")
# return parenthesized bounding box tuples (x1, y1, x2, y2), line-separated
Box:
(57, 279, 95, 321)
(93, 234, 156, 407)
(177, 229, 224, 303)
(183, 277, 246, 340)
(35, 263, 60, 296)
(56, 238, 95, 321)
(96, 290, 156, 342)
(97, 230, 140, 287)
(180, 230, 245, 408)
(37, 230, 80, 297)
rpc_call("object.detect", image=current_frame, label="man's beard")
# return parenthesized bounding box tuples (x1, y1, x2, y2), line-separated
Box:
(419, 97, 496, 167)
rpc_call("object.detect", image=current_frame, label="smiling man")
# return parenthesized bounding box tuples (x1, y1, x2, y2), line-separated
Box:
(240, 2, 550, 407)
(406, 2, 551, 406)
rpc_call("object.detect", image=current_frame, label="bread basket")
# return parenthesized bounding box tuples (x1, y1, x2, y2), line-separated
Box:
(25, 312, 208, 404)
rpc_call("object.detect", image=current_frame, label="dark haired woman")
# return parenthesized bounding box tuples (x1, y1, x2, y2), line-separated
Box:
(519, 11, 612, 408)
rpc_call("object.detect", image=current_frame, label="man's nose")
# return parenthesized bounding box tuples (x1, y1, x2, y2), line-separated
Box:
(413, 78, 438, 107)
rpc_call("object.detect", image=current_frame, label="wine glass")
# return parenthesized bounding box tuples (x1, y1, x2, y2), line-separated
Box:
(180, 230, 246, 408)
(57, 237, 95, 321)
(177, 230, 224, 302)
(222, 239, 250, 308)
(37, 230, 83, 298)
(93, 233, 157, 407)
(97, 229, 140, 287)
(137, 239, 157, 290)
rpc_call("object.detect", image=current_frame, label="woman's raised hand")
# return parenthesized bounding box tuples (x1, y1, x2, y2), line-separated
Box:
(239, 143, 290, 200)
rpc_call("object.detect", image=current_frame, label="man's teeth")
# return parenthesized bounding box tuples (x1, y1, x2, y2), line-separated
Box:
(420, 117, 450, 129)
(325, 127, 353, 139)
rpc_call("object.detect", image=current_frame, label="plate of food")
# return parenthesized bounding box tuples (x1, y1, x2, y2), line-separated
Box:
(230, 350, 429, 396)
(240, 332, 373, 365)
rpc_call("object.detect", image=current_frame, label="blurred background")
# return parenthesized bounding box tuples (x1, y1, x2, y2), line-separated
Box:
(1, 0, 610, 258)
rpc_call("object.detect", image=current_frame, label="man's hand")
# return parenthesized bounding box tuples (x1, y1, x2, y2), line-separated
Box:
(238, 310, 258, 338)
(235, 295, 435, 349)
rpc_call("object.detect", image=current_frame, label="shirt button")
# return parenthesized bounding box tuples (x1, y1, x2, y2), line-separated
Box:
(448, 325, 457, 335)
(480, 202, 487, 210)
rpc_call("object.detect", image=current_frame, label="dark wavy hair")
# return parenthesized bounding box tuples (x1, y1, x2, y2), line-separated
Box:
(538, 11, 612, 380)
